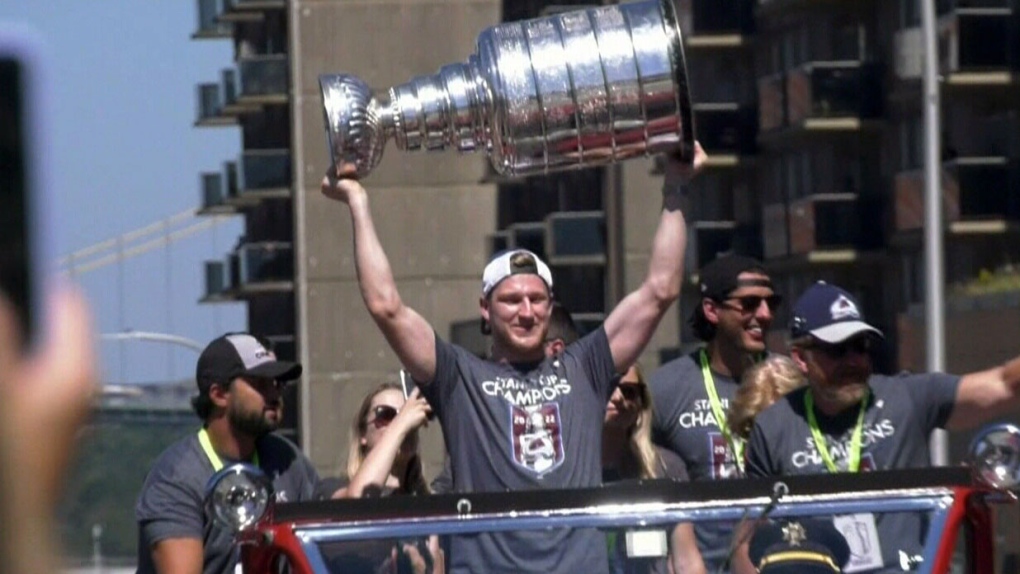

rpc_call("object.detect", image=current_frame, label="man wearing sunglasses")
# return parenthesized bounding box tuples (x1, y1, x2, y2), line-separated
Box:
(321, 144, 706, 574)
(135, 333, 321, 574)
(647, 253, 778, 570)
(650, 253, 779, 481)
(740, 281, 1020, 573)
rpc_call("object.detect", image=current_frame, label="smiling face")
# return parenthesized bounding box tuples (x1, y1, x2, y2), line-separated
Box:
(481, 274, 551, 363)
(704, 271, 777, 355)
(226, 375, 285, 438)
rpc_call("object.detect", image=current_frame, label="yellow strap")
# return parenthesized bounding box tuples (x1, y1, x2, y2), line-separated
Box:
(699, 350, 744, 474)
(198, 428, 258, 472)
(759, 550, 839, 571)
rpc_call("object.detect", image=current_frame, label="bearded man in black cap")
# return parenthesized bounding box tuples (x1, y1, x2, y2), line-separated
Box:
(647, 253, 780, 569)
(135, 333, 320, 574)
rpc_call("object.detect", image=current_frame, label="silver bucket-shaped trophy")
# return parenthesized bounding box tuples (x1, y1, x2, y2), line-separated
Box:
(319, 0, 694, 178)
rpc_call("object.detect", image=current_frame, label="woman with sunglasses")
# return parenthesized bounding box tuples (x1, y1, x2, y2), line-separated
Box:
(325, 382, 443, 574)
(603, 364, 706, 574)
(337, 382, 432, 498)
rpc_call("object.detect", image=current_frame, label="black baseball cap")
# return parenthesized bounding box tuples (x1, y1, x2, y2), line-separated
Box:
(689, 254, 771, 340)
(195, 333, 302, 392)
(698, 254, 770, 300)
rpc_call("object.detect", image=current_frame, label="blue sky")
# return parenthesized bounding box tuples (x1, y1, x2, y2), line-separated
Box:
(1, 1, 247, 385)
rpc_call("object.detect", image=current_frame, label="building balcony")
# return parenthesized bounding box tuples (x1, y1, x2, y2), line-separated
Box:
(757, 72, 787, 133)
(233, 55, 288, 105)
(197, 172, 236, 215)
(938, 3, 1020, 85)
(894, 158, 1020, 234)
(230, 241, 294, 293)
(231, 149, 292, 203)
(216, 0, 283, 23)
(192, 0, 231, 39)
(783, 61, 883, 130)
(194, 83, 236, 127)
(202, 260, 230, 302)
(222, 161, 239, 201)
(763, 194, 882, 261)
(897, 290, 1020, 374)
(219, 69, 261, 116)
(693, 102, 757, 162)
(265, 334, 296, 361)
(686, 0, 753, 48)
(544, 211, 605, 265)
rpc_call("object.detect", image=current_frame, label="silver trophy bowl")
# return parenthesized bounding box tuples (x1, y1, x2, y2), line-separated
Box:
(320, 0, 694, 178)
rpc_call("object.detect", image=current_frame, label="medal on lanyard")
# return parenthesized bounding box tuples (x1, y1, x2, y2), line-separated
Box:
(804, 388, 869, 473)
(198, 428, 259, 472)
(700, 350, 744, 474)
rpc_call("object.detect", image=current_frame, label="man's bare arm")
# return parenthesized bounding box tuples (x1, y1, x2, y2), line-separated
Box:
(151, 538, 203, 574)
(603, 143, 706, 373)
(322, 170, 437, 383)
(947, 354, 1020, 430)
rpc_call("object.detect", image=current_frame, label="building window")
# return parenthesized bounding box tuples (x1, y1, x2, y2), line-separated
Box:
(900, 117, 923, 170)
(900, 0, 921, 28)
(902, 252, 923, 304)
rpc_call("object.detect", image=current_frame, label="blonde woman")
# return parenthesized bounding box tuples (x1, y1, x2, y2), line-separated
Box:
(603, 364, 706, 574)
(329, 382, 442, 574)
(337, 382, 431, 497)
(727, 355, 806, 441)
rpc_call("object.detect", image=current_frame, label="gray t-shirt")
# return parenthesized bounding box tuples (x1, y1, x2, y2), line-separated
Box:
(649, 350, 743, 481)
(648, 350, 742, 569)
(135, 431, 320, 574)
(422, 327, 617, 574)
(745, 372, 961, 572)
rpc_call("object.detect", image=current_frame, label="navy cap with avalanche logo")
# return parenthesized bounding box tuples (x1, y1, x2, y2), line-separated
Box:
(789, 282, 884, 343)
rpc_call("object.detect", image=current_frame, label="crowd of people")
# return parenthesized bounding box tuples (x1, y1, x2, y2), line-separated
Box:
(6, 142, 1020, 574)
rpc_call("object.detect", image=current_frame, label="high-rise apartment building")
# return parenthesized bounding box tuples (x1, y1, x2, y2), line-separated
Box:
(190, 0, 1020, 480)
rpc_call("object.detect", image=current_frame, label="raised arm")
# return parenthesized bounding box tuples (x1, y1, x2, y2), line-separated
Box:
(337, 389, 432, 498)
(946, 354, 1020, 430)
(603, 143, 706, 373)
(322, 167, 437, 384)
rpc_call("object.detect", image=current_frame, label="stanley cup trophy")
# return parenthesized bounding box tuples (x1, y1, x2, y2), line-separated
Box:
(319, 0, 694, 179)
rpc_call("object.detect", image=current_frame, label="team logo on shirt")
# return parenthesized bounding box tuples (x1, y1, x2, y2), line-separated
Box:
(511, 403, 564, 475)
(708, 433, 741, 479)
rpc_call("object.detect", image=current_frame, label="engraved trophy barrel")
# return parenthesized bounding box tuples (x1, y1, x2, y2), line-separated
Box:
(319, 0, 694, 178)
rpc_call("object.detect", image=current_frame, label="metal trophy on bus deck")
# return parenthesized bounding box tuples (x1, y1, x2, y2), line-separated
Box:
(319, 0, 695, 179)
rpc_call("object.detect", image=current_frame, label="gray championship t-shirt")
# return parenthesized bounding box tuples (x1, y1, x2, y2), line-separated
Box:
(422, 327, 617, 574)
(135, 431, 320, 574)
(745, 372, 961, 573)
(648, 350, 742, 569)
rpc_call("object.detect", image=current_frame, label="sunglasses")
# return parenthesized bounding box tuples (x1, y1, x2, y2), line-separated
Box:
(719, 294, 783, 314)
(618, 383, 644, 402)
(367, 405, 399, 429)
(810, 336, 874, 359)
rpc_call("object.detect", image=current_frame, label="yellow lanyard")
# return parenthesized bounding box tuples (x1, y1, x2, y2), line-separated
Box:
(699, 350, 744, 474)
(804, 388, 869, 473)
(198, 428, 259, 472)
